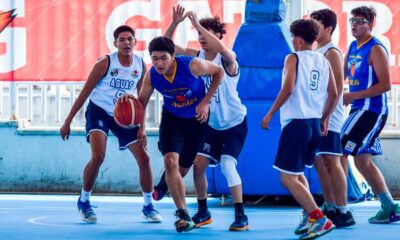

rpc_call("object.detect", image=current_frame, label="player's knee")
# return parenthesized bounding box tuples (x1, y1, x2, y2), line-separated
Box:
(164, 155, 179, 173)
(220, 155, 241, 187)
(91, 152, 105, 165)
(193, 156, 208, 175)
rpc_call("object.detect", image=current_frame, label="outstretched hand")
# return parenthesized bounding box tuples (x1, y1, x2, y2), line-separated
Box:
(187, 11, 200, 29)
(172, 5, 188, 24)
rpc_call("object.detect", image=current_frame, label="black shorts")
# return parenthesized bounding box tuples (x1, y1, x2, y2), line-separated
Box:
(197, 117, 247, 166)
(273, 119, 321, 174)
(158, 109, 205, 168)
(341, 109, 387, 156)
(85, 101, 139, 150)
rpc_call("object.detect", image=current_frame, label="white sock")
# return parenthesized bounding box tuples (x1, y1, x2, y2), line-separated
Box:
(80, 189, 91, 202)
(336, 205, 348, 214)
(143, 192, 152, 206)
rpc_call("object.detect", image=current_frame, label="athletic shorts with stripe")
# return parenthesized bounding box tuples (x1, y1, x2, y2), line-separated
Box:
(316, 130, 343, 156)
(197, 117, 247, 166)
(340, 108, 387, 156)
(85, 101, 139, 150)
(273, 119, 321, 174)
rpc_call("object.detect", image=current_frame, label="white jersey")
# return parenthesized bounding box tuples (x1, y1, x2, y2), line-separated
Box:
(198, 50, 246, 130)
(317, 42, 345, 133)
(89, 52, 144, 116)
(280, 50, 330, 128)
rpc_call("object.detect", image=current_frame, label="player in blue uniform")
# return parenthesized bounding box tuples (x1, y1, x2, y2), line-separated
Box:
(137, 36, 223, 232)
(341, 6, 400, 224)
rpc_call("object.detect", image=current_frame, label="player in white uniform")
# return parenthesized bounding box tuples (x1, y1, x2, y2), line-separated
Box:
(161, 6, 249, 231)
(290, 8, 354, 231)
(60, 25, 161, 224)
(261, 19, 338, 240)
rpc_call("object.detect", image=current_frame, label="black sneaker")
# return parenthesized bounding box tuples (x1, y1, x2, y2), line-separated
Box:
(174, 209, 195, 233)
(334, 210, 356, 228)
(229, 213, 249, 231)
(325, 209, 338, 222)
(152, 171, 169, 201)
(192, 210, 212, 227)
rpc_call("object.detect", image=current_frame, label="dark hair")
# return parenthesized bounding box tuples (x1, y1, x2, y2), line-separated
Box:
(351, 6, 376, 23)
(113, 25, 135, 40)
(148, 36, 175, 55)
(290, 19, 320, 44)
(199, 16, 226, 39)
(310, 8, 337, 35)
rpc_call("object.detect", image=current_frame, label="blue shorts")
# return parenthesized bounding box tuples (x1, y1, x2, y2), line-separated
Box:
(341, 109, 387, 156)
(273, 119, 321, 175)
(316, 130, 342, 156)
(197, 117, 247, 166)
(85, 101, 139, 150)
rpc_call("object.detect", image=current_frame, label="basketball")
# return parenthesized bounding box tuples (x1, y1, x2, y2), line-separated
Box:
(113, 97, 144, 129)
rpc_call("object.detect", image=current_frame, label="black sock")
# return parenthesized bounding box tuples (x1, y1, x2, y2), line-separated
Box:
(234, 203, 244, 215)
(198, 198, 208, 212)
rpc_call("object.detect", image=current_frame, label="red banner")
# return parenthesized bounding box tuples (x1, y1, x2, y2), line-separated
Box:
(0, 0, 399, 83)
(0, 0, 245, 81)
(304, 0, 400, 84)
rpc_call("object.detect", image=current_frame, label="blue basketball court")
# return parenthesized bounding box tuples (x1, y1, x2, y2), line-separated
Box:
(0, 194, 398, 240)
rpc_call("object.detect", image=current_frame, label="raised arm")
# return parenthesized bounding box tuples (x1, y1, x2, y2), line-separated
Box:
(60, 57, 108, 140)
(164, 5, 198, 56)
(187, 11, 237, 74)
(261, 54, 297, 130)
(189, 58, 224, 122)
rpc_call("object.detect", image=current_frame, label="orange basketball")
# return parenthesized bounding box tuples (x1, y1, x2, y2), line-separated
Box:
(113, 97, 144, 129)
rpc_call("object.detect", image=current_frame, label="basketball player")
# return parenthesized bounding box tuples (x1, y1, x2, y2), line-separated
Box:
(60, 25, 161, 224)
(341, 6, 400, 223)
(138, 36, 223, 232)
(261, 19, 338, 239)
(291, 9, 355, 231)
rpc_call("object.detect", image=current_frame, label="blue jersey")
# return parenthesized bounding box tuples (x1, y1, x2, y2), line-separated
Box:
(150, 56, 205, 118)
(346, 37, 388, 114)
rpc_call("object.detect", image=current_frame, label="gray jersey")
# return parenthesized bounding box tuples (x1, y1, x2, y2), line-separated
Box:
(89, 52, 144, 116)
(198, 50, 246, 130)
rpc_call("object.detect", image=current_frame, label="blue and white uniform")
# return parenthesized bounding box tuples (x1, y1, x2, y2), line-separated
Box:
(86, 52, 145, 150)
(274, 51, 330, 174)
(341, 37, 388, 156)
(196, 50, 247, 167)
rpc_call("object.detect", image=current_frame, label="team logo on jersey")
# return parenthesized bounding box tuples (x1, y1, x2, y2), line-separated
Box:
(110, 68, 119, 76)
(131, 70, 139, 78)
(349, 60, 361, 77)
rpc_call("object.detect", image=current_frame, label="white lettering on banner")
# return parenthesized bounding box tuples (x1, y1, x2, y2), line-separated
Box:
(0, 0, 26, 73)
(105, 0, 245, 65)
(223, 0, 245, 23)
(105, 0, 161, 58)
(342, 1, 395, 66)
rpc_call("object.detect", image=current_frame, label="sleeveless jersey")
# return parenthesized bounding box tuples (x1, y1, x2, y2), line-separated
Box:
(150, 56, 205, 118)
(280, 50, 330, 128)
(346, 37, 388, 114)
(197, 50, 246, 130)
(89, 51, 144, 116)
(317, 42, 345, 133)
